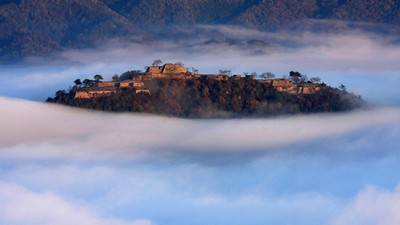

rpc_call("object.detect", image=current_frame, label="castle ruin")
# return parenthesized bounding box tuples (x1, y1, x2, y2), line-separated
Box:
(74, 63, 322, 99)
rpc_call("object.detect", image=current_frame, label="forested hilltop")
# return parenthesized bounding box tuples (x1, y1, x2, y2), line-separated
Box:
(2, 0, 400, 60)
(47, 62, 364, 118)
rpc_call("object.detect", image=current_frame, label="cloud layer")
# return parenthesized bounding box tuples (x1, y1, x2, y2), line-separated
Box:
(332, 185, 400, 225)
(0, 97, 400, 224)
(0, 181, 153, 225)
(1, 97, 399, 161)
(1, 23, 400, 225)
(1, 25, 400, 104)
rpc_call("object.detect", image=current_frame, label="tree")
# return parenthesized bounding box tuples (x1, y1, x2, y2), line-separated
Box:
(55, 90, 66, 102)
(299, 74, 308, 83)
(55, 90, 66, 97)
(83, 78, 94, 87)
(250, 72, 258, 77)
(339, 84, 347, 93)
(112, 74, 119, 82)
(73, 79, 82, 87)
(309, 77, 321, 83)
(259, 72, 275, 80)
(175, 62, 185, 66)
(94, 74, 103, 83)
(152, 59, 162, 66)
(289, 71, 302, 83)
(219, 69, 232, 76)
(191, 67, 199, 74)
(245, 72, 257, 79)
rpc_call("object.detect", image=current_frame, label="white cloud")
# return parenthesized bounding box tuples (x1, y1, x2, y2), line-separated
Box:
(1, 22, 400, 225)
(331, 185, 400, 225)
(51, 25, 400, 74)
(0, 181, 154, 225)
(1, 97, 400, 161)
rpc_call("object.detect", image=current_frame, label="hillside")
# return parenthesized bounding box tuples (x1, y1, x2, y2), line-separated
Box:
(0, 0, 142, 60)
(103, 0, 400, 27)
(2, 0, 400, 60)
(47, 63, 365, 118)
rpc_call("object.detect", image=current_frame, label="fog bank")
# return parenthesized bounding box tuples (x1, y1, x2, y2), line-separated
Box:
(1, 97, 399, 161)
(1, 26, 400, 104)
(1, 93, 400, 225)
(1, 23, 400, 225)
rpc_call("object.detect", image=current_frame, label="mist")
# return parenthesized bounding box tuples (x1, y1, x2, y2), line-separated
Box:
(1, 23, 400, 225)
(0, 97, 400, 225)
(1, 24, 400, 105)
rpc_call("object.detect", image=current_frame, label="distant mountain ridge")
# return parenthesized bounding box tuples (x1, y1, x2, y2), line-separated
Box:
(2, 0, 400, 60)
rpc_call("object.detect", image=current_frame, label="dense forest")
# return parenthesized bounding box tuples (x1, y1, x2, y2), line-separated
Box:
(47, 75, 365, 118)
(2, 0, 400, 60)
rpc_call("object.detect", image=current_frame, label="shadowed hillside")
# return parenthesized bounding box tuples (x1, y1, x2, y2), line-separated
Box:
(2, 0, 400, 60)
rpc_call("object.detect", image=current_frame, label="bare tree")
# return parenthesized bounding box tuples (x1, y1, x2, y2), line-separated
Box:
(191, 67, 199, 73)
(175, 62, 185, 66)
(219, 69, 232, 76)
(309, 77, 321, 83)
(259, 72, 275, 80)
(250, 72, 258, 77)
(299, 74, 308, 83)
(152, 59, 162, 66)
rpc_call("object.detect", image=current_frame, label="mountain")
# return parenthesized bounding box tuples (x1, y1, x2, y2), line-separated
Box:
(0, 0, 142, 60)
(2, 0, 400, 60)
(235, 0, 400, 28)
(46, 63, 365, 118)
(102, 0, 400, 27)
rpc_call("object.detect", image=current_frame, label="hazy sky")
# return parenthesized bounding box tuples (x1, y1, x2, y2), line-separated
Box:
(1, 25, 400, 225)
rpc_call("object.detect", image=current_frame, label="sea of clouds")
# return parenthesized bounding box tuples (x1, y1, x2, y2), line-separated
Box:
(1, 24, 400, 225)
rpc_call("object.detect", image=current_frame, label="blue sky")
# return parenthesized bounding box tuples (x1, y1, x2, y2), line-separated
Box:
(1, 25, 400, 225)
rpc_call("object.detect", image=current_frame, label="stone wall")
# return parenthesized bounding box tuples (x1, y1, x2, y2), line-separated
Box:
(271, 79, 293, 87)
(296, 84, 321, 94)
(161, 64, 187, 74)
(271, 79, 295, 93)
(135, 89, 151, 94)
(98, 82, 116, 88)
(98, 81, 145, 88)
(147, 66, 162, 74)
(258, 79, 273, 84)
(75, 90, 116, 99)
(146, 64, 188, 78)
(213, 75, 229, 81)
